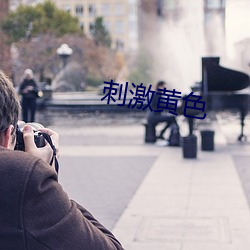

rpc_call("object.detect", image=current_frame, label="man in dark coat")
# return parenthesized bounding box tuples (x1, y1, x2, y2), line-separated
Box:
(0, 70, 124, 249)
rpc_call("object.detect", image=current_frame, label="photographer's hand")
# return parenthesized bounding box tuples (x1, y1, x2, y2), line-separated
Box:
(23, 125, 59, 165)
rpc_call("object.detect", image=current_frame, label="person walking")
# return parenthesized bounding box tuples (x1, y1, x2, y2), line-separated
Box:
(19, 69, 39, 122)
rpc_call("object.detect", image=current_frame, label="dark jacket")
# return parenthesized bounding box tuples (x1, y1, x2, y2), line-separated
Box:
(146, 92, 162, 120)
(0, 147, 124, 250)
(19, 79, 38, 99)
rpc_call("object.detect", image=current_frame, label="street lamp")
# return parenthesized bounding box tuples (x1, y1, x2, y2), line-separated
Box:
(56, 43, 73, 68)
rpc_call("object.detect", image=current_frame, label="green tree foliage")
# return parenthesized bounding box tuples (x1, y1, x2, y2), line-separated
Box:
(2, 0, 80, 42)
(91, 17, 111, 47)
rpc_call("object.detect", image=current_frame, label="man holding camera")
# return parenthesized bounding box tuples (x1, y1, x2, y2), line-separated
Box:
(0, 71, 124, 249)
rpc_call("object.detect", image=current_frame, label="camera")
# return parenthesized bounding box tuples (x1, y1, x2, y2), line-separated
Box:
(14, 122, 46, 151)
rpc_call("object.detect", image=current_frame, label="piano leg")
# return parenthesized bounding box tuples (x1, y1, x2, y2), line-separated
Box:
(187, 112, 247, 141)
(238, 108, 247, 142)
(188, 118, 194, 135)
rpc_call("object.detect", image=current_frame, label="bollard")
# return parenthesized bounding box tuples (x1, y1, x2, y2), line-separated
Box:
(144, 123, 156, 143)
(182, 135, 197, 159)
(200, 130, 215, 151)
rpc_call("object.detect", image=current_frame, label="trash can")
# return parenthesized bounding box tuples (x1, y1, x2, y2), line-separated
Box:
(144, 123, 156, 143)
(182, 135, 197, 159)
(200, 130, 215, 151)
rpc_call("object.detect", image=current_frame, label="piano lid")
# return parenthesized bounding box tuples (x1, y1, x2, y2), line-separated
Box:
(202, 57, 250, 92)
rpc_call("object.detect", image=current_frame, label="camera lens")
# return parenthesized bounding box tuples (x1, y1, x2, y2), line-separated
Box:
(14, 121, 46, 151)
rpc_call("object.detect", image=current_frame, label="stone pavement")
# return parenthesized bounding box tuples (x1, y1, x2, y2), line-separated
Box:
(111, 119, 250, 250)
(44, 112, 250, 250)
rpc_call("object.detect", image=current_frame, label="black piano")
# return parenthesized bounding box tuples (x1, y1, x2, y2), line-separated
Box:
(188, 57, 250, 141)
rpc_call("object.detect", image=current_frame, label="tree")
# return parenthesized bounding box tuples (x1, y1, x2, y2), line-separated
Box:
(91, 17, 111, 47)
(13, 33, 122, 90)
(1, 0, 80, 43)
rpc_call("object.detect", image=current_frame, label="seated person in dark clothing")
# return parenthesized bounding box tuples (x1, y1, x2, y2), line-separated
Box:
(146, 80, 179, 140)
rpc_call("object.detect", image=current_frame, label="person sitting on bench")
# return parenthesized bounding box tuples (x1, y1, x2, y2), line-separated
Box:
(146, 80, 179, 140)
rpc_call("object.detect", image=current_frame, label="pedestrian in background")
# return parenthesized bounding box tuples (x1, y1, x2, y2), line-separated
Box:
(19, 69, 39, 122)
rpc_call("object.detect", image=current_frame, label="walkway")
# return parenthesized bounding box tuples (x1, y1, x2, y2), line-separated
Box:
(111, 119, 250, 250)
(44, 110, 250, 250)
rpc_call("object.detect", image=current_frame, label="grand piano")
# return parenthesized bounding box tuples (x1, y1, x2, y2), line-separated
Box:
(187, 57, 250, 141)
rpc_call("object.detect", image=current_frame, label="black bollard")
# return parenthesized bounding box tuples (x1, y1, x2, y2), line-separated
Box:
(144, 123, 156, 143)
(182, 135, 197, 159)
(200, 130, 215, 151)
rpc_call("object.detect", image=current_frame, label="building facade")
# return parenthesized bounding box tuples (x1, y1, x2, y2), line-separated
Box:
(51, 0, 138, 51)
(9, 0, 138, 51)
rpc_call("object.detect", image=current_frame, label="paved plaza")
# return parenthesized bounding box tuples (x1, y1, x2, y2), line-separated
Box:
(37, 110, 250, 250)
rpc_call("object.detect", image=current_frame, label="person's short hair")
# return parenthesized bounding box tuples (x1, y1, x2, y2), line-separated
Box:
(0, 71, 20, 143)
(156, 80, 166, 89)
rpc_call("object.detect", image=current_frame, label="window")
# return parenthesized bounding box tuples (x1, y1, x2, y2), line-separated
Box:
(89, 4, 96, 17)
(115, 3, 125, 16)
(89, 22, 95, 33)
(80, 22, 84, 32)
(116, 39, 124, 50)
(103, 20, 112, 32)
(102, 3, 111, 16)
(128, 3, 137, 16)
(115, 20, 124, 33)
(64, 5, 71, 13)
(205, 0, 225, 9)
(128, 20, 137, 32)
(75, 5, 84, 16)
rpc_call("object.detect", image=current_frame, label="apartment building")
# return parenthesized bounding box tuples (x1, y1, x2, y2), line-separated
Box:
(51, 0, 138, 51)
(9, 0, 138, 51)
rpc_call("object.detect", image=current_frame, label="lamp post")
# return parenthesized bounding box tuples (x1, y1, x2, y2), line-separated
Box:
(56, 43, 73, 68)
